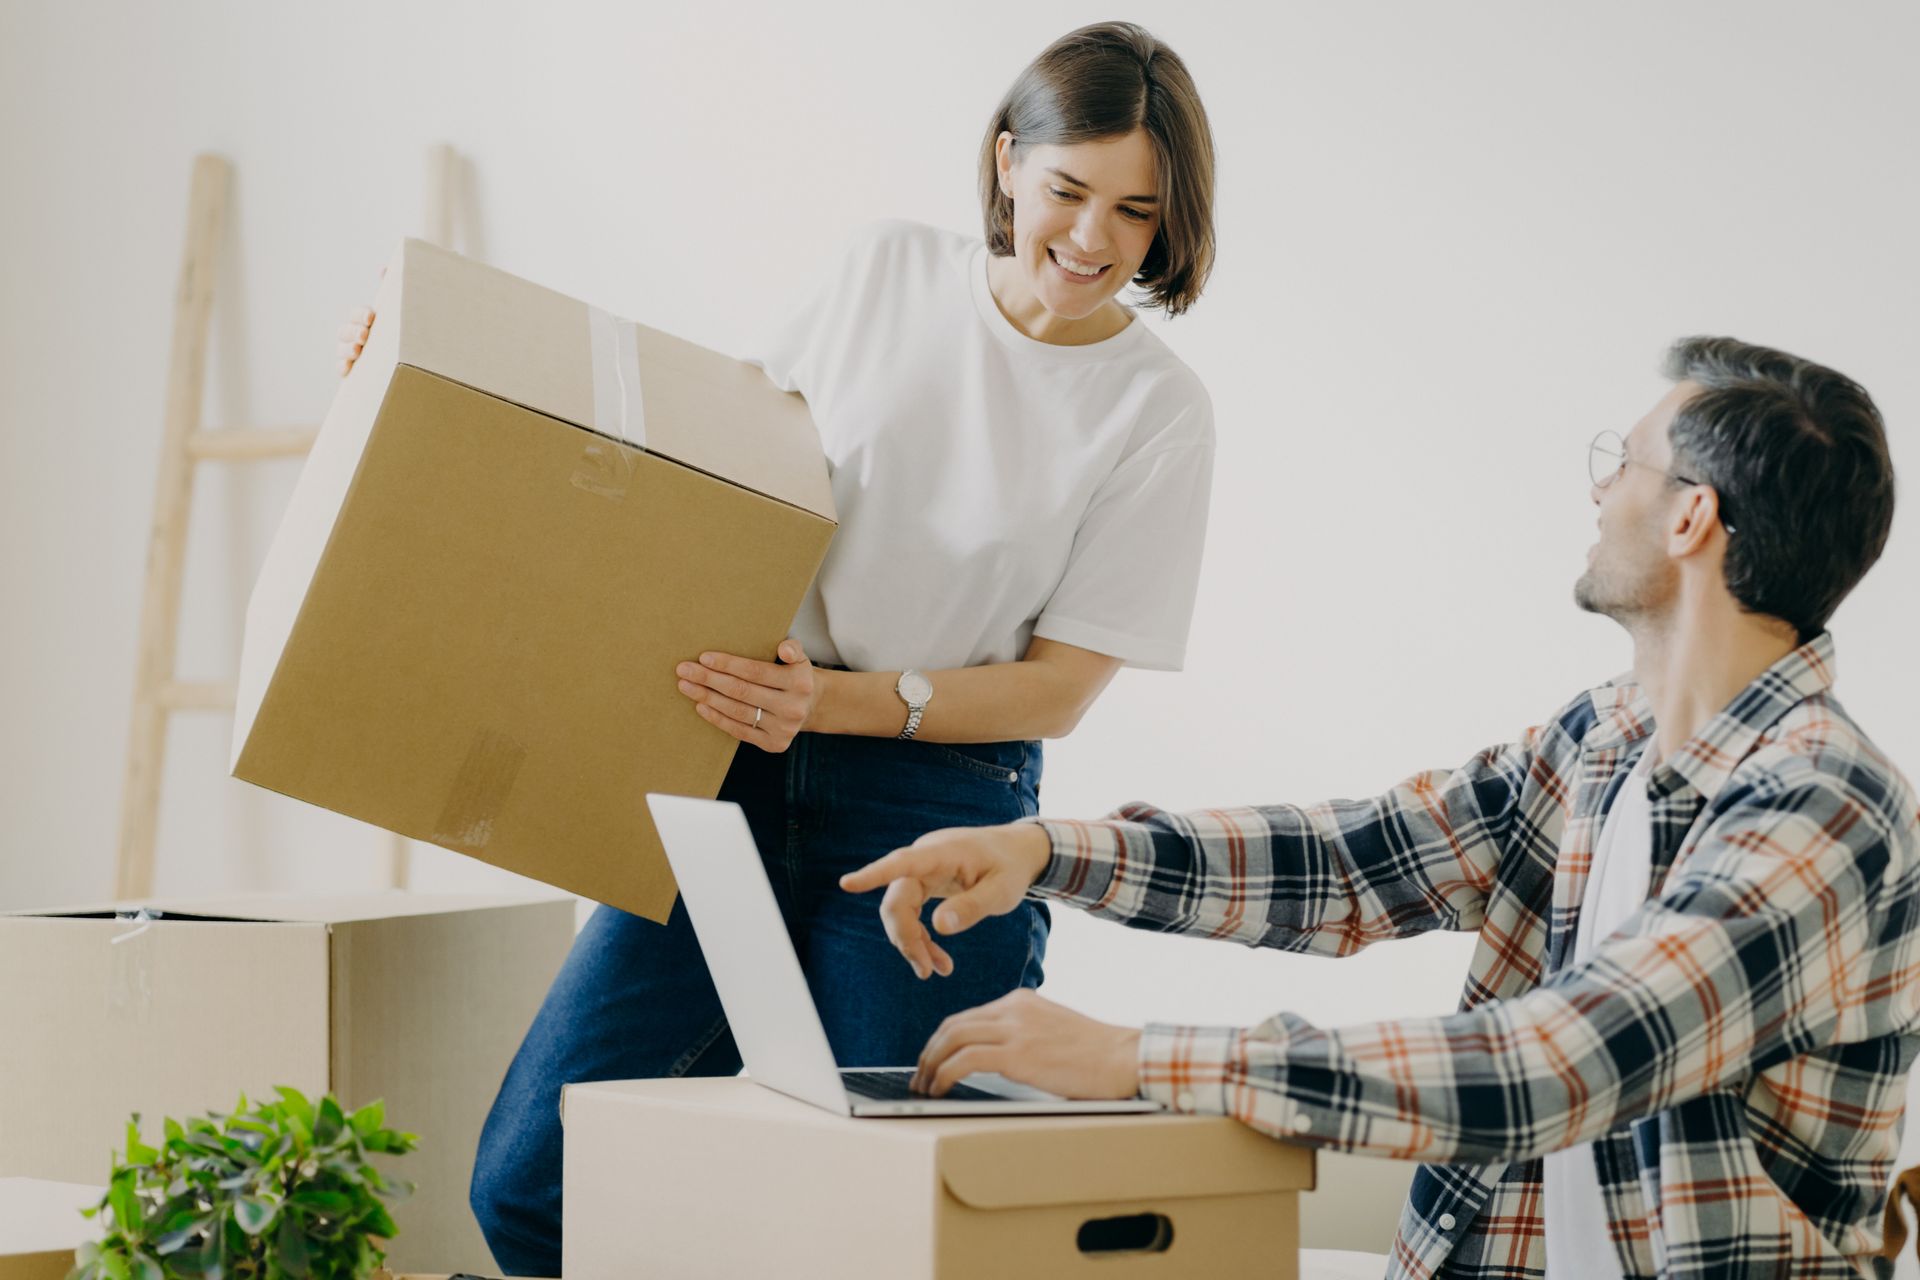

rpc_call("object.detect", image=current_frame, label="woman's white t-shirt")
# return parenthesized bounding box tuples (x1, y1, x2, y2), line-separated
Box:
(746, 219, 1215, 675)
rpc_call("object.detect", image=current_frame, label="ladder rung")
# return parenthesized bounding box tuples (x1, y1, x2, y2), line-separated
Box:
(186, 427, 318, 461)
(156, 680, 238, 711)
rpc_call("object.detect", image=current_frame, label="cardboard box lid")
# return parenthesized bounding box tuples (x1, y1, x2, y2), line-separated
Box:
(0, 1179, 101, 1257)
(381, 238, 835, 522)
(561, 1079, 1314, 1209)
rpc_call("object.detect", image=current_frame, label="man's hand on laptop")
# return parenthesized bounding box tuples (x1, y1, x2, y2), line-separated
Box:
(910, 989, 1141, 1099)
(839, 822, 1051, 980)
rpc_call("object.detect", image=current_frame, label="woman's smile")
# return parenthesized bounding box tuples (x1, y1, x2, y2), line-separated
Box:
(1047, 247, 1113, 283)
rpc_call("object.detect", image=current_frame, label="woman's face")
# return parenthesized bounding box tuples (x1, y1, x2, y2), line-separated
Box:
(995, 128, 1162, 322)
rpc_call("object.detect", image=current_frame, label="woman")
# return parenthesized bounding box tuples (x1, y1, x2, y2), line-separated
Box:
(336, 21, 1216, 1275)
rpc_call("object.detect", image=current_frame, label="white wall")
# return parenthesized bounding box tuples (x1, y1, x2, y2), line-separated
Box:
(4, 0, 1917, 1257)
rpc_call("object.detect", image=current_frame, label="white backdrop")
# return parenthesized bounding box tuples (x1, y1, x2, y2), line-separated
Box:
(3, 0, 1917, 1257)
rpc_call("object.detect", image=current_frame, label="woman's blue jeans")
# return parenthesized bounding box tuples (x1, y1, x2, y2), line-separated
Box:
(468, 731, 1049, 1275)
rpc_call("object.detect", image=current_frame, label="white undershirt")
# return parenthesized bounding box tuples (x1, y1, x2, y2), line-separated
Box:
(744, 219, 1215, 674)
(1542, 746, 1656, 1280)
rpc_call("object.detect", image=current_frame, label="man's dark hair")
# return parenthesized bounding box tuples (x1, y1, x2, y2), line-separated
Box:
(1663, 336, 1895, 643)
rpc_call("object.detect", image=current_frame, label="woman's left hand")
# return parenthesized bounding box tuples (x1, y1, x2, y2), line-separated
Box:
(676, 638, 821, 753)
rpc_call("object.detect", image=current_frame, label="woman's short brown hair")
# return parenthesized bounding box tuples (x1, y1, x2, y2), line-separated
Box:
(979, 22, 1216, 317)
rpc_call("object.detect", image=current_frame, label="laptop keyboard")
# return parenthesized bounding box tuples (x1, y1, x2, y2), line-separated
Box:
(842, 1070, 1004, 1104)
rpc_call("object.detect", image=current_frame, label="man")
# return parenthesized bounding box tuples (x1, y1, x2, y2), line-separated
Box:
(843, 336, 1914, 1278)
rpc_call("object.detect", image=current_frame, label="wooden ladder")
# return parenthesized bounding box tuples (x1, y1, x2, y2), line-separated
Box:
(114, 146, 466, 900)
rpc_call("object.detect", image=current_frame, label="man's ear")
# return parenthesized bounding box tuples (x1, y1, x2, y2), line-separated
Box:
(1667, 486, 1726, 558)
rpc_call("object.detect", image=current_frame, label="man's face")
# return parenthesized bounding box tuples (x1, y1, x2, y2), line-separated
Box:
(1573, 382, 1701, 626)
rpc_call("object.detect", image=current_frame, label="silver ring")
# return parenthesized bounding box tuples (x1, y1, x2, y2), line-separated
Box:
(753, 706, 763, 728)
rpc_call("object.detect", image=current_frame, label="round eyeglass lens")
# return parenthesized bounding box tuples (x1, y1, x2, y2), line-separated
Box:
(1588, 432, 1626, 486)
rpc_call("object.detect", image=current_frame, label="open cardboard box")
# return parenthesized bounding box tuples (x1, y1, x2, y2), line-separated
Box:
(0, 893, 574, 1275)
(231, 238, 836, 922)
(561, 1077, 1315, 1279)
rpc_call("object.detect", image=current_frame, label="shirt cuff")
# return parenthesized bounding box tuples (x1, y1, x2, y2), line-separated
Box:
(1139, 1016, 1327, 1142)
(1138, 1023, 1242, 1116)
(1025, 817, 1122, 909)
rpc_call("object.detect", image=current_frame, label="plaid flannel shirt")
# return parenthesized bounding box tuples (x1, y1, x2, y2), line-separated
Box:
(1033, 635, 1920, 1278)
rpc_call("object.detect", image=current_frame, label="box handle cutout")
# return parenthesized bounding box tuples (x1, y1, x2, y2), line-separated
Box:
(1076, 1212, 1174, 1256)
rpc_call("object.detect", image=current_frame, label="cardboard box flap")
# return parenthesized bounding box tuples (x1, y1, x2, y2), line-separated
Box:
(1, 909, 282, 925)
(935, 1121, 1314, 1210)
(141, 891, 574, 925)
(622, 321, 836, 522)
(1, 893, 563, 925)
(387, 238, 835, 521)
(0, 899, 297, 924)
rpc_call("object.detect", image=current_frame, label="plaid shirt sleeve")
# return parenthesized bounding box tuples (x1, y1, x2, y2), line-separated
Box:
(1048, 772, 1910, 1158)
(1029, 728, 1545, 958)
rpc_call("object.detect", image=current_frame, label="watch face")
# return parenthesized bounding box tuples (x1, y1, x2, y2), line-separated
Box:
(898, 671, 934, 705)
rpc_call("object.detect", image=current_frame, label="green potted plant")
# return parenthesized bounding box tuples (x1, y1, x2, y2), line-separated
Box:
(68, 1087, 416, 1280)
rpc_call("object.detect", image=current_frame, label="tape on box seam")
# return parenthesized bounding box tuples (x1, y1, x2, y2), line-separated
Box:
(576, 304, 648, 501)
(107, 909, 160, 1024)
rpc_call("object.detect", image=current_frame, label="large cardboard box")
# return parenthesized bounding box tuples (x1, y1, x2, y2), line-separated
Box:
(561, 1078, 1316, 1279)
(0, 1180, 99, 1280)
(231, 238, 836, 923)
(0, 894, 575, 1276)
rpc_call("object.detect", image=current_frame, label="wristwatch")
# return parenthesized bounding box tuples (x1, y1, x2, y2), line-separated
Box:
(895, 669, 933, 740)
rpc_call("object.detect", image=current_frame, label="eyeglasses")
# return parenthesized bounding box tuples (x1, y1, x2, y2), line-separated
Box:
(1587, 430, 1736, 534)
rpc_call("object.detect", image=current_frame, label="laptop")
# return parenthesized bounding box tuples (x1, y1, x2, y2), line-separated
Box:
(646, 793, 1163, 1118)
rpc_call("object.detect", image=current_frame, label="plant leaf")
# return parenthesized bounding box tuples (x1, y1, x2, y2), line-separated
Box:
(196, 1221, 225, 1280)
(347, 1099, 385, 1139)
(150, 1199, 209, 1253)
(274, 1210, 312, 1278)
(313, 1096, 345, 1147)
(232, 1197, 277, 1237)
(124, 1121, 158, 1168)
(287, 1190, 352, 1217)
(152, 1216, 210, 1256)
(273, 1086, 315, 1129)
(359, 1201, 398, 1240)
(108, 1175, 141, 1235)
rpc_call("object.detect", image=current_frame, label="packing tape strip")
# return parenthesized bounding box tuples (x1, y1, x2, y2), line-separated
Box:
(587, 304, 647, 450)
(430, 726, 528, 854)
(107, 908, 159, 1025)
